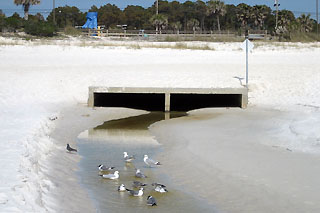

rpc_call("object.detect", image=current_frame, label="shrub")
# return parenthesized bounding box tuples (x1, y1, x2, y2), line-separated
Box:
(0, 16, 5, 32)
(64, 25, 81, 36)
(24, 19, 57, 37)
(4, 13, 23, 32)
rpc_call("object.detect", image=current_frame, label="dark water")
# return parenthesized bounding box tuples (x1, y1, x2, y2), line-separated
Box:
(77, 111, 216, 212)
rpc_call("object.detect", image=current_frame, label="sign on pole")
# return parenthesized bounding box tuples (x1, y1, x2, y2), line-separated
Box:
(241, 39, 254, 87)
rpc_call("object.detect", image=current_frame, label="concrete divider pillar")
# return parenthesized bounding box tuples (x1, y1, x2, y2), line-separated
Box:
(165, 93, 170, 112)
(241, 93, 248, 108)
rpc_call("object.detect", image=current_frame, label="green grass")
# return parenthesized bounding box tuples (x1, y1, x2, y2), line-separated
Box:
(288, 32, 320, 42)
(163, 35, 243, 42)
(64, 26, 82, 36)
(0, 32, 319, 51)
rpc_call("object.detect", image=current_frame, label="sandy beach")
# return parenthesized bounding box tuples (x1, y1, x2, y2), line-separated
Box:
(151, 107, 320, 213)
(0, 37, 320, 212)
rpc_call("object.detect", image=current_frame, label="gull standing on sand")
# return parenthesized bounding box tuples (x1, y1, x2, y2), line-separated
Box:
(118, 184, 126, 192)
(144, 155, 161, 167)
(66, 144, 77, 152)
(135, 169, 147, 178)
(98, 164, 115, 172)
(100, 171, 119, 179)
(152, 183, 168, 193)
(147, 196, 157, 206)
(123, 152, 135, 162)
(126, 188, 144, 196)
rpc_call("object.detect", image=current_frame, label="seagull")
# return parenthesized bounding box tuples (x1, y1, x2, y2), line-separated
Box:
(100, 171, 119, 180)
(144, 155, 161, 167)
(147, 195, 157, 206)
(123, 152, 135, 162)
(135, 169, 147, 178)
(132, 181, 147, 188)
(66, 144, 77, 152)
(126, 188, 144, 196)
(152, 183, 168, 193)
(155, 185, 168, 193)
(98, 164, 115, 172)
(151, 183, 166, 188)
(118, 184, 126, 192)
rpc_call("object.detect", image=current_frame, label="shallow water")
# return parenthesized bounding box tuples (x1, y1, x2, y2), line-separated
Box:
(77, 111, 216, 212)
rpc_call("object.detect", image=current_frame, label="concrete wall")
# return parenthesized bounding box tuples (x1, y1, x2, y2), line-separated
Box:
(88, 87, 248, 111)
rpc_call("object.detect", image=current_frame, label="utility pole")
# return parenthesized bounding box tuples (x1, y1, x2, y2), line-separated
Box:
(156, 0, 159, 15)
(274, 0, 280, 29)
(53, 0, 56, 24)
(317, 0, 319, 35)
(156, 0, 159, 34)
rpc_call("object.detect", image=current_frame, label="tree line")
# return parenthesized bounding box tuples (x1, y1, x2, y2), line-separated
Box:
(1, 0, 319, 38)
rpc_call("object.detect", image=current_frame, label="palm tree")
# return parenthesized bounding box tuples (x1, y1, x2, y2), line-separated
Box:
(252, 5, 270, 30)
(236, 3, 252, 29)
(171, 21, 182, 34)
(207, 0, 226, 32)
(297, 14, 314, 33)
(276, 10, 295, 34)
(187, 18, 200, 35)
(14, 0, 40, 20)
(195, 0, 207, 33)
(150, 14, 168, 34)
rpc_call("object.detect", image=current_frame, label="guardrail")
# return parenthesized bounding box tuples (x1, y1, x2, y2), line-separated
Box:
(77, 28, 270, 39)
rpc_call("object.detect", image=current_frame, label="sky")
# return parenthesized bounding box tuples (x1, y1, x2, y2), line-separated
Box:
(0, 0, 319, 20)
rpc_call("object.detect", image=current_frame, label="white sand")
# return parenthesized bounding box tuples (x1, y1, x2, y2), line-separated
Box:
(0, 37, 319, 212)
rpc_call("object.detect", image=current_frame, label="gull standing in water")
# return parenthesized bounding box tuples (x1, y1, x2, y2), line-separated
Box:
(132, 181, 147, 188)
(126, 188, 144, 196)
(147, 196, 157, 206)
(144, 155, 161, 167)
(66, 144, 77, 152)
(152, 183, 168, 193)
(98, 164, 115, 172)
(118, 184, 126, 192)
(123, 152, 135, 162)
(100, 171, 119, 180)
(135, 169, 147, 178)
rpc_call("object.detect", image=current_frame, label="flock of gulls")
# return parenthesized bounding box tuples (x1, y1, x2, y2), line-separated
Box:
(66, 144, 167, 207)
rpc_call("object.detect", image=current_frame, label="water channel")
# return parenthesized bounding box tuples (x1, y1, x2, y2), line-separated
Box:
(76, 111, 216, 212)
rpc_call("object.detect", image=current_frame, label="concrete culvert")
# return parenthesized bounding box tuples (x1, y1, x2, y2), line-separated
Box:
(93, 93, 165, 111)
(170, 94, 243, 111)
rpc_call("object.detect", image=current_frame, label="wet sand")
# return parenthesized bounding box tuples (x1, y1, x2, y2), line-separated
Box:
(150, 108, 320, 213)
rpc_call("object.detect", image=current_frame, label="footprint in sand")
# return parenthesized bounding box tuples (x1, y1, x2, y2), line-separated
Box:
(0, 193, 8, 204)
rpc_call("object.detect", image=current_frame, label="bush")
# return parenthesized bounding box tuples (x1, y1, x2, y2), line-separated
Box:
(24, 19, 57, 37)
(0, 16, 5, 32)
(4, 13, 23, 32)
(64, 25, 81, 36)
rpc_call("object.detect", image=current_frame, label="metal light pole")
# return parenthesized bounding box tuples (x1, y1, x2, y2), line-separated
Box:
(156, 0, 159, 15)
(317, 0, 319, 35)
(53, 0, 55, 24)
(274, 0, 280, 29)
(156, 0, 159, 34)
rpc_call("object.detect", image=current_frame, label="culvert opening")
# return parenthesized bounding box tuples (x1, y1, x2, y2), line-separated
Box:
(93, 93, 165, 111)
(170, 94, 242, 111)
